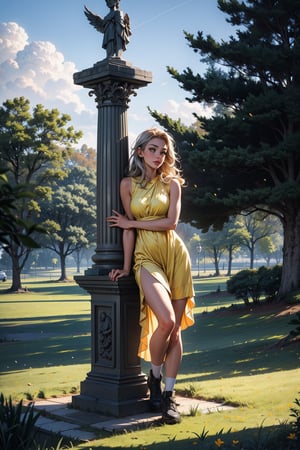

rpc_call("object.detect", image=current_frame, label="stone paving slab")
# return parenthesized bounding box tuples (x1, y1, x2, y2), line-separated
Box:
(23, 412, 79, 432)
(35, 415, 98, 442)
(33, 395, 234, 443)
(34, 398, 71, 413)
(35, 416, 79, 433)
(40, 406, 109, 426)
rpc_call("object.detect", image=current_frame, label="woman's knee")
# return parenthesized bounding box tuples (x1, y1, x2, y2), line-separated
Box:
(158, 314, 176, 334)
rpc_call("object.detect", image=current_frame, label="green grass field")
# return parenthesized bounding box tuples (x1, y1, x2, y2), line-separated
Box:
(0, 275, 299, 449)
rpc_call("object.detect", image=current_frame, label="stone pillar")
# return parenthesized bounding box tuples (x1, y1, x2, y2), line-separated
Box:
(72, 58, 152, 416)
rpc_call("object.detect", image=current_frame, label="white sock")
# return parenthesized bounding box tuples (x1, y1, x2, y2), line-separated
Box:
(164, 377, 176, 392)
(151, 363, 162, 379)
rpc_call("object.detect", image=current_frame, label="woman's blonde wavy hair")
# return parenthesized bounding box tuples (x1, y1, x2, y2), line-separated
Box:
(127, 128, 184, 187)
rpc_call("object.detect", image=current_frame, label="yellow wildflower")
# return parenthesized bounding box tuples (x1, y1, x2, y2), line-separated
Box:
(215, 438, 225, 447)
(232, 440, 239, 446)
(287, 432, 296, 440)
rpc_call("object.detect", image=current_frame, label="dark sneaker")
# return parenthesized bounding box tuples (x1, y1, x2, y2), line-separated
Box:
(147, 370, 162, 412)
(161, 391, 181, 424)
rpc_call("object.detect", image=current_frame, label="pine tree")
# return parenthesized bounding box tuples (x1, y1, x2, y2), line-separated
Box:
(151, 0, 300, 298)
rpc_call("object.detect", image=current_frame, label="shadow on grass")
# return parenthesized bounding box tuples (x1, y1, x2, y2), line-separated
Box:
(25, 280, 88, 295)
(0, 314, 91, 372)
(0, 280, 88, 296)
(196, 292, 239, 309)
(90, 423, 297, 450)
(0, 333, 91, 372)
(0, 313, 90, 332)
(181, 340, 298, 382)
(1, 299, 299, 378)
(1, 280, 299, 385)
(0, 298, 89, 304)
(178, 303, 299, 381)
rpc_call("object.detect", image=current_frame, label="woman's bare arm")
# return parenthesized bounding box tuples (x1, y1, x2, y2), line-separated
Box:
(108, 178, 135, 281)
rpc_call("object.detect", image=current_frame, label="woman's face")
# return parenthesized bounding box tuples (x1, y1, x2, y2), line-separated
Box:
(138, 138, 168, 172)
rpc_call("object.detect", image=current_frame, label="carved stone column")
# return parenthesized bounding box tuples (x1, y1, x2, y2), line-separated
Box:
(75, 58, 152, 274)
(72, 58, 152, 416)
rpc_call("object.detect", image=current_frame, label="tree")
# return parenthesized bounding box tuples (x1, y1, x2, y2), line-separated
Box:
(237, 212, 281, 269)
(257, 231, 283, 265)
(0, 170, 44, 250)
(40, 165, 96, 280)
(222, 216, 246, 276)
(69, 144, 96, 170)
(151, 0, 300, 298)
(189, 233, 202, 275)
(199, 227, 228, 276)
(0, 97, 82, 291)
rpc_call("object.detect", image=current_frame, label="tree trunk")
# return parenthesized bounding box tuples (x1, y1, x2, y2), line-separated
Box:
(249, 244, 254, 269)
(213, 246, 220, 276)
(58, 252, 69, 281)
(279, 210, 300, 299)
(10, 252, 23, 291)
(9, 242, 31, 291)
(227, 245, 233, 276)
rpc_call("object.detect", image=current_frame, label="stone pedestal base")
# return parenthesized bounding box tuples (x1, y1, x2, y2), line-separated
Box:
(72, 275, 149, 417)
(72, 376, 148, 417)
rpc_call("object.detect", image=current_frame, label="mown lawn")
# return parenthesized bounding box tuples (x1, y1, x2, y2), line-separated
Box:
(0, 276, 299, 449)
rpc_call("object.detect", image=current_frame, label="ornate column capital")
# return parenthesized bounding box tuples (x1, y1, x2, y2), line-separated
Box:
(89, 80, 137, 108)
(73, 57, 152, 93)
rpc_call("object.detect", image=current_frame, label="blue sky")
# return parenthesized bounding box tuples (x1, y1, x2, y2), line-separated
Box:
(1, 0, 234, 147)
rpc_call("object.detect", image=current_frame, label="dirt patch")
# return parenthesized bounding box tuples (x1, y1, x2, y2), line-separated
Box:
(276, 304, 300, 316)
(206, 298, 300, 318)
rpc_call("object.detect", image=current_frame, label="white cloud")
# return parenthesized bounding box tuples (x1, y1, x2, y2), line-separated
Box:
(0, 33, 85, 113)
(165, 99, 214, 124)
(0, 22, 96, 147)
(0, 22, 28, 63)
(0, 22, 211, 150)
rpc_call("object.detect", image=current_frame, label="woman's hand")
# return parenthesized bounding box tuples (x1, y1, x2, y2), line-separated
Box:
(106, 210, 131, 229)
(108, 268, 130, 281)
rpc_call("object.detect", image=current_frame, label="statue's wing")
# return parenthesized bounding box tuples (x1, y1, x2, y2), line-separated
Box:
(124, 13, 132, 36)
(84, 6, 104, 33)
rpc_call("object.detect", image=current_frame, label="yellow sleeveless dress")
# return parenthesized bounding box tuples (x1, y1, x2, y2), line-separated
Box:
(130, 176, 195, 361)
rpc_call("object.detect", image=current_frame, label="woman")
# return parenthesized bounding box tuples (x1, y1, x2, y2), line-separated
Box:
(107, 128, 195, 424)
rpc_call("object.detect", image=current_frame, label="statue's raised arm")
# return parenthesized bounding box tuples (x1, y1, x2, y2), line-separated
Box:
(84, 0, 131, 58)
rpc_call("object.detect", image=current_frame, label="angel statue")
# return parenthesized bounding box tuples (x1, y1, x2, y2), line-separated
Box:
(84, 0, 131, 58)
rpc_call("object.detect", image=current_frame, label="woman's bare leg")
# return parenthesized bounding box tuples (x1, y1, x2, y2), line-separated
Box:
(140, 267, 187, 423)
(140, 267, 175, 365)
(164, 298, 187, 378)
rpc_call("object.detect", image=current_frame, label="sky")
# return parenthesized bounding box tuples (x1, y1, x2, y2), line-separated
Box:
(0, 0, 234, 148)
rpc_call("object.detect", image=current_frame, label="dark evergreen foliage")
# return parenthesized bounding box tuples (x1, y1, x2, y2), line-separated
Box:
(150, 0, 300, 297)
